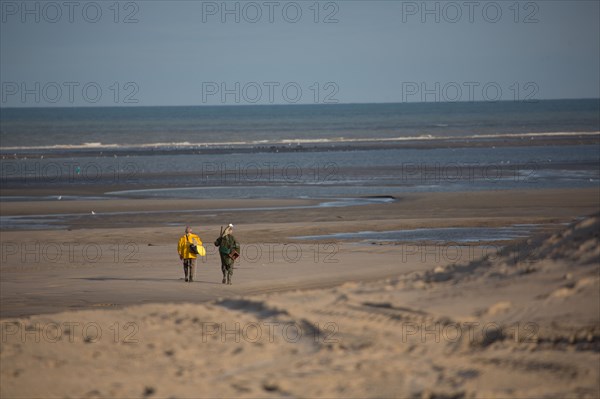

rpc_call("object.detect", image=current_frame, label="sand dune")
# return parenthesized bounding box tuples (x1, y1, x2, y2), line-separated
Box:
(1, 215, 598, 398)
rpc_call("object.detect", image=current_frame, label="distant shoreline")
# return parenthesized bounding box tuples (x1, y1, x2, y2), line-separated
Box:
(1, 97, 599, 110)
(2, 132, 598, 158)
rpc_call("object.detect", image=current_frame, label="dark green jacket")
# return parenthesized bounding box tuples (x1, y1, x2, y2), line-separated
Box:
(215, 234, 239, 265)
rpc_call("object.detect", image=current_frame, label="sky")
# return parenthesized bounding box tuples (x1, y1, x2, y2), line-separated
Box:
(1, 0, 599, 107)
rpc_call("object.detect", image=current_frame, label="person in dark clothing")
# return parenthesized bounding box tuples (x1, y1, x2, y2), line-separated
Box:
(214, 224, 240, 285)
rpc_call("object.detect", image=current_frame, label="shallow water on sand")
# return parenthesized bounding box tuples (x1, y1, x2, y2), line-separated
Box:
(292, 225, 552, 243)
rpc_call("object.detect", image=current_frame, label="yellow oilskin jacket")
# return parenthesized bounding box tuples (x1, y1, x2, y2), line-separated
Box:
(178, 233, 202, 259)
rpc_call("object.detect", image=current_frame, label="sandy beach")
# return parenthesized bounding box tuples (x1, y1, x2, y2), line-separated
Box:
(1, 188, 598, 316)
(1, 187, 599, 398)
(2, 0, 599, 395)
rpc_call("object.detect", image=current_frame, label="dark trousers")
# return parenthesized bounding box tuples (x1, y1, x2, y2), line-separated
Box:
(221, 263, 233, 277)
(220, 254, 233, 279)
(183, 258, 196, 280)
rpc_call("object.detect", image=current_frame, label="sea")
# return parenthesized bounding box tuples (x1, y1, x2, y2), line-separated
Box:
(1, 99, 599, 200)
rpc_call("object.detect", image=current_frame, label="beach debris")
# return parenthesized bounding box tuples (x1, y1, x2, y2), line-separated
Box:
(57, 196, 62, 200)
(91, 211, 96, 215)
(262, 379, 280, 392)
(142, 386, 155, 397)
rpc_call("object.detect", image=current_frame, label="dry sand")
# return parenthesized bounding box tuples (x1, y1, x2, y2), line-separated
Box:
(1, 188, 599, 398)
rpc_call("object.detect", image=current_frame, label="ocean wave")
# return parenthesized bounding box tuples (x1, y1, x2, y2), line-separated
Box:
(1, 132, 598, 152)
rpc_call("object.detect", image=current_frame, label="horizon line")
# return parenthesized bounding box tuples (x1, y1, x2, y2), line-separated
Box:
(1, 97, 599, 111)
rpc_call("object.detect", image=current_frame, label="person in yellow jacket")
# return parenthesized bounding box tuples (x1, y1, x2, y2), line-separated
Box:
(177, 226, 202, 282)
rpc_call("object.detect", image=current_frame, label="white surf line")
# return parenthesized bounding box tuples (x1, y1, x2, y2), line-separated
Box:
(2, 132, 598, 151)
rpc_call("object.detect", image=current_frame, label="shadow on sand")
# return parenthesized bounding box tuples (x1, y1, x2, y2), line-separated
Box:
(72, 277, 222, 285)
